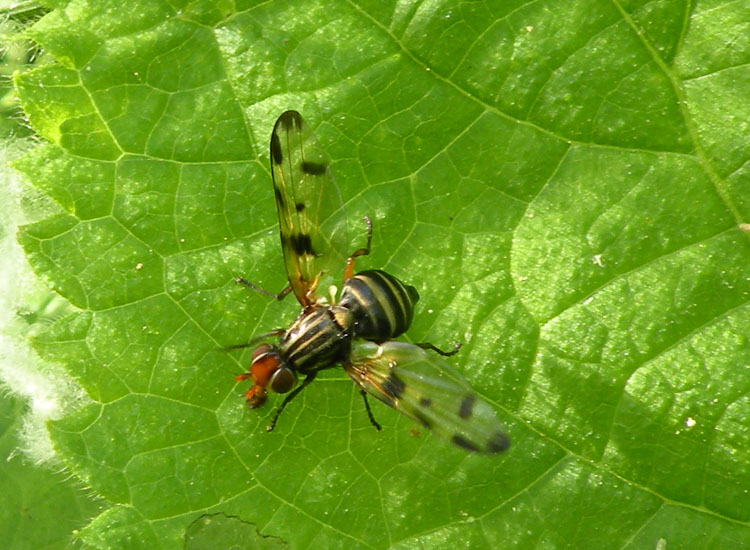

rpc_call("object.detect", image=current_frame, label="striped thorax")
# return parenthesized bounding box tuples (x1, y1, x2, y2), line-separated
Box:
(280, 305, 352, 373)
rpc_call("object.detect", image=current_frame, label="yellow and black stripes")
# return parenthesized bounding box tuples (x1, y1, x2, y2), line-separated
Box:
(339, 269, 419, 340)
(275, 268, 419, 375)
(279, 306, 350, 373)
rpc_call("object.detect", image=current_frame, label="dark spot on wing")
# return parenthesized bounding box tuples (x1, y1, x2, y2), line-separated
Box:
(277, 110, 302, 132)
(414, 411, 432, 429)
(288, 234, 315, 257)
(270, 132, 283, 164)
(383, 373, 405, 399)
(274, 186, 285, 208)
(301, 161, 326, 176)
(458, 394, 475, 420)
(419, 397, 432, 407)
(487, 431, 510, 453)
(295, 202, 305, 212)
(452, 434, 480, 453)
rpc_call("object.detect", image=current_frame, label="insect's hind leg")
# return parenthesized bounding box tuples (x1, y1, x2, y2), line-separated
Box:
(235, 277, 293, 301)
(415, 341, 462, 357)
(265, 373, 317, 432)
(344, 216, 373, 281)
(359, 390, 382, 431)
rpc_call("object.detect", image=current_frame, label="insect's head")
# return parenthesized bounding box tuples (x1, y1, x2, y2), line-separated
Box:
(240, 343, 297, 408)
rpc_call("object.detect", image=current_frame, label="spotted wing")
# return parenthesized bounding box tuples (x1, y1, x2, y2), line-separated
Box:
(347, 340, 509, 454)
(269, 110, 348, 306)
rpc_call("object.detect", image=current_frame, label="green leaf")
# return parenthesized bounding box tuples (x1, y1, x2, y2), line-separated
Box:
(184, 514, 289, 550)
(9, 0, 750, 548)
(0, 393, 103, 550)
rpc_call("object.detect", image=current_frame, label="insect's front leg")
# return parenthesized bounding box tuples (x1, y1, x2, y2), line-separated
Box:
(266, 372, 317, 432)
(235, 277, 293, 301)
(223, 329, 286, 351)
(343, 215, 373, 281)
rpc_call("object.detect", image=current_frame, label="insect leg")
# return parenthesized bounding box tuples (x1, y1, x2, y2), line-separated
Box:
(415, 341, 462, 357)
(235, 277, 293, 301)
(344, 215, 373, 281)
(223, 329, 286, 351)
(265, 372, 317, 432)
(359, 389, 382, 431)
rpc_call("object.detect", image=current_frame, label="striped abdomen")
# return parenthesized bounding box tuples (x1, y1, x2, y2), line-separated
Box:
(339, 269, 419, 340)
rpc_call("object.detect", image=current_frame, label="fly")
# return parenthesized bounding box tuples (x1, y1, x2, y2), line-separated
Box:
(233, 110, 509, 454)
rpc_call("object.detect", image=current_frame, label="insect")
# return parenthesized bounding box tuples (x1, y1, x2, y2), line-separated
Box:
(233, 110, 509, 454)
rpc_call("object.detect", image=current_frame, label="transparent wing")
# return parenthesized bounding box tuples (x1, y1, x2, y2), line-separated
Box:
(347, 340, 510, 454)
(269, 110, 348, 306)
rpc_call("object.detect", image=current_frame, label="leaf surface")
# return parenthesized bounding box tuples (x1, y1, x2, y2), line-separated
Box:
(10, 0, 750, 548)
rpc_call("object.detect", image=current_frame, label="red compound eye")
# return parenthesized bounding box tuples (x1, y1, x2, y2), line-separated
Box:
(252, 343, 273, 361)
(269, 366, 297, 394)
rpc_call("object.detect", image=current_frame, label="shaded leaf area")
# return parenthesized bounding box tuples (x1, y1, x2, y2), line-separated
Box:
(10, 0, 750, 548)
(0, 393, 103, 550)
(184, 513, 289, 550)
